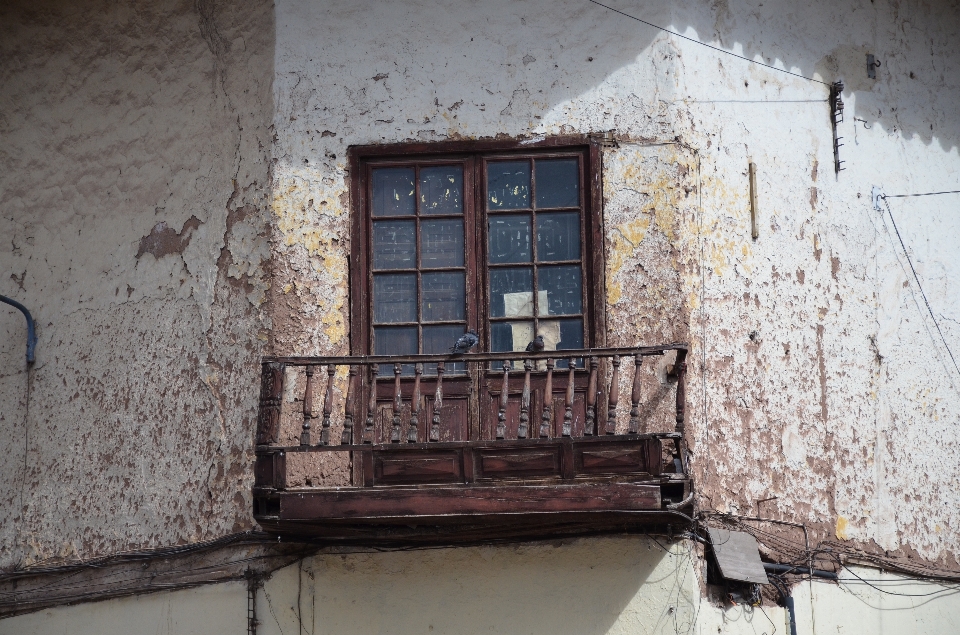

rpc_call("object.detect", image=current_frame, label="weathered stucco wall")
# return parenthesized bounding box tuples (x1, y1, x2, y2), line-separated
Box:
(2, 0, 959, 586)
(267, 0, 960, 567)
(667, 0, 960, 565)
(0, 0, 274, 567)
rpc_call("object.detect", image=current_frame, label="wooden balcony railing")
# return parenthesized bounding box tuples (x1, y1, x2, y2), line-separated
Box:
(253, 344, 691, 543)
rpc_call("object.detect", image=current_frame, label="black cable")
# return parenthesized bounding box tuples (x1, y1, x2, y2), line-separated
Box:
(587, 0, 831, 87)
(884, 190, 960, 198)
(881, 196, 960, 380)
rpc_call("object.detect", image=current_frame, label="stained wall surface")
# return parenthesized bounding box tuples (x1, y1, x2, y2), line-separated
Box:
(268, 0, 960, 567)
(0, 0, 274, 567)
(2, 0, 959, 584)
(668, 0, 960, 564)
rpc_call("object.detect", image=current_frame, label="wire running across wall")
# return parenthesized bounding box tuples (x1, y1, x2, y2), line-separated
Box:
(587, 0, 831, 87)
(880, 194, 960, 382)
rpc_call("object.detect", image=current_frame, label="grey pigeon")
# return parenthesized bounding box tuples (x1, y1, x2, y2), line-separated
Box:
(450, 330, 479, 354)
(525, 335, 545, 352)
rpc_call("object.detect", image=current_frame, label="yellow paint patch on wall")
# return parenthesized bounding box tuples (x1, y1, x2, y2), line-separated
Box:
(836, 515, 850, 540)
(617, 217, 651, 247)
(323, 309, 347, 344)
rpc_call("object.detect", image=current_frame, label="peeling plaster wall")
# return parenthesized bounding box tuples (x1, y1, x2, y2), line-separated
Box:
(668, 0, 960, 566)
(2, 0, 959, 584)
(268, 0, 960, 567)
(0, 0, 274, 567)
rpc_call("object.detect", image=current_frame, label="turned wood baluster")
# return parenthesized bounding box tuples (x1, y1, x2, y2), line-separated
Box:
(518, 359, 532, 439)
(430, 362, 444, 442)
(256, 362, 285, 446)
(606, 355, 620, 434)
(341, 366, 357, 445)
(408, 363, 422, 443)
(674, 350, 688, 434)
(391, 363, 403, 443)
(539, 358, 555, 438)
(584, 356, 599, 436)
(628, 355, 644, 434)
(562, 357, 576, 437)
(363, 365, 378, 444)
(300, 365, 315, 446)
(319, 364, 336, 445)
(496, 361, 510, 439)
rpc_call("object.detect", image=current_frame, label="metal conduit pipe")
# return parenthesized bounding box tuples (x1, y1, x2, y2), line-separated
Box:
(0, 295, 38, 364)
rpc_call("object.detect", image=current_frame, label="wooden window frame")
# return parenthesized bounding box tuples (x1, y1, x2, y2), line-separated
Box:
(348, 136, 606, 358)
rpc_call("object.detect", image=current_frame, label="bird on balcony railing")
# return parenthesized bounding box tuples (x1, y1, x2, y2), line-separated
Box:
(449, 330, 479, 355)
(525, 335, 545, 353)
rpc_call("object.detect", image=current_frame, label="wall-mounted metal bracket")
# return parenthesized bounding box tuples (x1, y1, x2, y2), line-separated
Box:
(0, 295, 38, 364)
(867, 54, 881, 80)
(830, 81, 845, 174)
(872, 186, 884, 211)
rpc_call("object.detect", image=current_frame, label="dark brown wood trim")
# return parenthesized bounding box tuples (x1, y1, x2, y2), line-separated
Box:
(277, 481, 661, 520)
(347, 135, 596, 161)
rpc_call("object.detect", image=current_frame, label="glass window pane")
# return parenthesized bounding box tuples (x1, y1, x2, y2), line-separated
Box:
(375, 326, 417, 376)
(488, 214, 532, 264)
(536, 212, 581, 262)
(539, 265, 582, 316)
(422, 272, 465, 322)
(487, 161, 530, 210)
(421, 219, 464, 268)
(372, 167, 415, 216)
(424, 325, 467, 375)
(535, 158, 579, 208)
(374, 273, 417, 323)
(490, 322, 515, 353)
(373, 220, 416, 270)
(420, 166, 463, 215)
(489, 267, 533, 318)
(550, 318, 584, 368)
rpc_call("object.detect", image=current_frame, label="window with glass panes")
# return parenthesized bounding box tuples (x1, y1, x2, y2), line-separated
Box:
(355, 145, 599, 371)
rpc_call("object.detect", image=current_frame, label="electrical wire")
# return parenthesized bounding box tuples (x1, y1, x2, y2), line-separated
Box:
(587, 0, 831, 87)
(881, 195, 960, 380)
(884, 190, 960, 198)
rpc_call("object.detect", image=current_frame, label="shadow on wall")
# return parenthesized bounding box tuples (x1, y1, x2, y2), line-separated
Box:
(275, 0, 960, 153)
(259, 536, 700, 635)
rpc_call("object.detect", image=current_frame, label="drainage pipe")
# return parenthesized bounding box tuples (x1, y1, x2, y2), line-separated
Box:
(1, 295, 38, 364)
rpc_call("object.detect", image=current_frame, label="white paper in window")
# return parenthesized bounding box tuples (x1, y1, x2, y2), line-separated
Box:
(502, 290, 548, 318)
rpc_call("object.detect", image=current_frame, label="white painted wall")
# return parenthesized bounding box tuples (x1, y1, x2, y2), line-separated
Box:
(12, 540, 956, 635)
(0, 581, 247, 635)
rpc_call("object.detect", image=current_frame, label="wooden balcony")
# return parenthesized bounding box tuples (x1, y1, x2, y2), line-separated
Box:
(253, 345, 691, 544)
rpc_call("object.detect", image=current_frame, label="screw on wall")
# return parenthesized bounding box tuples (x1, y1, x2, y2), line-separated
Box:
(866, 54, 881, 80)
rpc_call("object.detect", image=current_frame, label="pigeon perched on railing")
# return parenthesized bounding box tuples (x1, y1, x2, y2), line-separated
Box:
(450, 330, 479, 355)
(525, 335, 545, 352)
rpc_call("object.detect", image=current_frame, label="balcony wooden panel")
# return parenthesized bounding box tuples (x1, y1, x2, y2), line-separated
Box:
(374, 450, 462, 485)
(475, 446, 562, 480)
(253, 345, 691, 544)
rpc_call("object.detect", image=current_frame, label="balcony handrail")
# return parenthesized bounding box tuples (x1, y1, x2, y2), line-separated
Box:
(256, 343, 688, 452)
(262, 343, 688, 366)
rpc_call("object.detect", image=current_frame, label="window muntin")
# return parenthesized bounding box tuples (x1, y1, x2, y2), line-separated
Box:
(360, 147, 595, 373)
(370, 161, 469, 374)
(484, 156, 585, 368)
